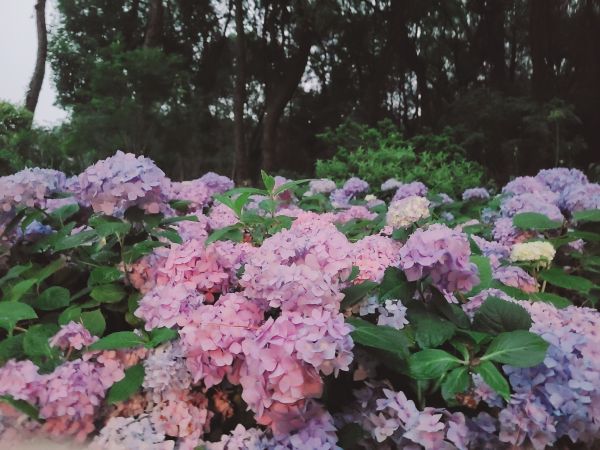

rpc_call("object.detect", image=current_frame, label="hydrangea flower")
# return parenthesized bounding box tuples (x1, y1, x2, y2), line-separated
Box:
(0, 359, 43, 403)
(493, 265, 538, 293)
(198, 172, 234, 197)
(462, 187, 490, 201)
(143, 342, 192, 395)
(510, 241, 555, 267)
(561, 182, 600, 213)
(334, 205, 377, 224)
(306, 179, 337, 196)
(386, 196, 430, 229)
(392, 181, 428, 201)
(77, 151, 170, 215)
(0, 168, 67, 213)
(381, 178, 403, 192)
(89, 415, 173, 450)
(49, 321, 97, 350)
(399, 224, 479, 295)
(208, 202, 238, 230)
(376, 299, 409, 330)
(535, 168, 588, 193)
(350, 235, 402, 283)
(169, 179, 210, 211)
(500, 193, 563, 222)
(502, 176, 557, 200)
(135, 283, 204, 330)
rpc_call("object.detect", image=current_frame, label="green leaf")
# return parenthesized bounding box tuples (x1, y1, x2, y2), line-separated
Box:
(122, 240, 166, 264)
(513, 212, 562, 230)
(530, 292, 572, 308)
(346, 317, 412, 361)
(147, 327, 179, 348)
(0, 263, 32, 286)
(90, 284, 126, 304)
(49, 203, 79, 223)
(409, 349, 463, 379)
(538, 268, 594, 293)
(169, 199, 192, 211)
(467, 255, 492, 295)
(272, 179, 310, 196)
(475, 361, 511, 401)
(3, 278, 37, 302)
(413, 314, 457, 348)
(32, 286, 71, 311)
(378, 267, 411, 302)
(33, 258, 65, 285)
(572, 209, 600, 222)
(441, 366, 470, 402)
(153, 229, 182, 244)
(53, 230, 97, 251)
(58, 306, 82, 325)
(481, 330, 549, 367)
(160, 214, 199, 225)
(0, 302, 37, 331)
(205, 225, 243, 246)
(89, 216, 131, 237)
(346, 265, 360, 283)
(82, 309, 106, 336)
(23, 324, 59, 358)
(88, 267, 123, 286)
(340, 281, 378, 310)
(472, 296, 532, 335)
(0, 334, 25, 364)
(88, 331, 147, 351)
(0, 395, 41, 422)
(106, 364, 145, 404)
(567, 230, 600, 242)
(261, 170, 276, 192)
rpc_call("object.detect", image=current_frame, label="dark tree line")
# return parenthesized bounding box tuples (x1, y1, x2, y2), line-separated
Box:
(5, 0, 600, 182)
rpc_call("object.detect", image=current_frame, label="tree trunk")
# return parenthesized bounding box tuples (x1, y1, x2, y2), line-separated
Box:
(232, 0, 248, 183)
(529, 0, 557, 100)
(485, 0, 507, 89)
(261, 31, 313, 172)
(25, 0, 47, 115)
(144, 0, 164, 48)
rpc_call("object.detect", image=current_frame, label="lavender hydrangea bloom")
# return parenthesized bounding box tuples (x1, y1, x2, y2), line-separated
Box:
(502, 176, 557, 202)
(89, 415, 173, 450)
(0, 168, 67, 213)
(169, 179, 210, 210)
(307, 179, 337, 196)
(492, 217, 521, 245)
(381, 178, 403, 191)
(198, 172, 234, 197)
(342, 177, 369, 195)
(399, 224, 479, 295)
(49, 321, 97, 350)
(77, 151, 170, 215)
(561, 182, 600, 213)
(493, 265, 538, 293)
(392, 181, 428, 201)
(535, 167, 588, 193)
(500, 193, 564, 222)
(462, 187, 490, 201)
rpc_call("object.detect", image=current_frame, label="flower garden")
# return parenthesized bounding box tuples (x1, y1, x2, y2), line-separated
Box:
(0, 151, 599, 449)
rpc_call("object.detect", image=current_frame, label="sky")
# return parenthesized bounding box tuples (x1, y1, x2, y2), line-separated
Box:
(0, 0, 68, 126)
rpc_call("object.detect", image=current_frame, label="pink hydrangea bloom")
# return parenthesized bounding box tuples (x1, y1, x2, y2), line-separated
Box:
(208, 202, 238, 230)
(493, 265, 538, 293)
(77, 151, 170, 215)
(179, 293, 264, 388)
(350, 235, 402, 283)
(0, 359, 43, 403)
(170, 179, 210, 210)
(334, 205, 377, 224)
(49, 321, 97, 350)
(143, 343, 192, 395)
(135, 283, 204, 330)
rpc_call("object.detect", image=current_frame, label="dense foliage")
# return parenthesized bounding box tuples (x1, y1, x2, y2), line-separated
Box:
(2, 0, 600, 182)
(316, 120, 486, 197)
(0, 152, 599, 449)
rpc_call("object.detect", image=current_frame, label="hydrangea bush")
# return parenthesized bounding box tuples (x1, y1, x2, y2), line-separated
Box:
(0, 153, 599, 449)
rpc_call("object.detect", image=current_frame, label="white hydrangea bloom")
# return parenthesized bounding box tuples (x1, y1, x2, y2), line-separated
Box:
(386, 195, 430, 229)
(510, 241, 556, 267)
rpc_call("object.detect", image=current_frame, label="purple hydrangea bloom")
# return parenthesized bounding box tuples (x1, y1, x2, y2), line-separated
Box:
(77, 151, 170, 215)
(392, 181, 428, 201)
(493, 265, 538, 293)
(502, 176, 557, 202)
(307, 179, 337, 196)
(561, 182, 600, 213)
(198, 172, 234, 197)
(89, 415, 173, 450)
(381, 178, 403, 192)
(0, 168, 67, 213)
(49, 321, 97, 350)
(462, 187, 490, 201)
(342, 177, 369, 195)
(500, 193, 564, 222)
(399, 224, 479, 295)
(535, 168, 588, 193)
(169, 179, 211, 210)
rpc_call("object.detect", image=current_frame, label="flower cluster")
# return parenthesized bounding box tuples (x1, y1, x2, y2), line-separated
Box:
(399, 224, 479, 295)
(392, 181, 428, 201)
(462, 187, 490, 201)
(386, 195, 430, 229)
(510, 241, 556, 267)
(0, 167, 67, 214)
(77, 151, 170, 215)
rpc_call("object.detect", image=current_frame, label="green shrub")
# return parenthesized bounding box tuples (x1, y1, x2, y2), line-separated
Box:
(316, 119, 487, 196)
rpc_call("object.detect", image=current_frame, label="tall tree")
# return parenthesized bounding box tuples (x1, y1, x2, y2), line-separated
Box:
(144, 0, 164, 48)
(233, 0, 248, 183)
(25, 0, 47, 115)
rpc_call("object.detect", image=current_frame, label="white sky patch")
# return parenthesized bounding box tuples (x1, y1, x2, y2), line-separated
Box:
(0, 0, 68, 126)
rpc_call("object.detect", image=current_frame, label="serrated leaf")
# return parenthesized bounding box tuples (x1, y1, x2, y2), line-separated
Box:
(340, 281, 378, 310)
(0, 395, 41, 422)
(33, 258, 65, 285)
(88, 331, 147, 351)
(0, 302, 37, 331)
(148, 327, 178, 347)
(467, 255, 492, 295)
(49, 203, 79, 223)
(538, 268, 594, 293)
(409, 349, 463, 379)
(53, 230, 97, 251)
(0, 263, 33, 286)
(572, 209, 600, 222)
(82, 309, 106, 336)
(413, 314, 456, 348)
(205, 225, 243, 246)
(3, 278, 37, 302)
(89, 216, 131, 237)
(513, 212, 562, 230)
(475, 361, 510, 401)
(481, 330, 548, 367)
(530, 292, 572, 308)
(23, 324, 59, 358)
(88, 267, 123, 286)
(472, 296, 532, 335)
(160, 214, 199, 225)
(33, 286, 70, 311)
(346, 317, 412, 361)
(0, 334, 25, 364)
(106, 364, 145, 404)
(441, 366, 470, 402)
(122, 240, 165, 264)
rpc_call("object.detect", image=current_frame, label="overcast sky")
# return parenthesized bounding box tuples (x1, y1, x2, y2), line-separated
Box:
(0, 0, 68, 126)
